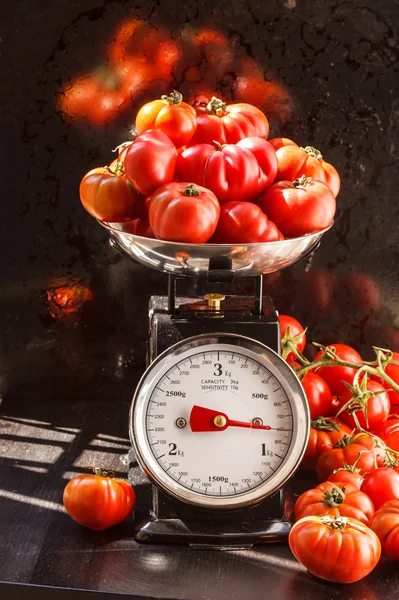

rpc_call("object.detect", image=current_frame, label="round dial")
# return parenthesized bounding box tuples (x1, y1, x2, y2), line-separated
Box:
(130, 334, 309, 509)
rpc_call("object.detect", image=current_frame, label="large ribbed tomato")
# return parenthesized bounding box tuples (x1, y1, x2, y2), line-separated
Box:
(188, 97, 269, 146)
(63, 469, 136, 531)
(148, 182, 220, 243)
(262, 176, 336, 237)
(79, 163, 145, 222)
(210, 201, 283, 243)
(289, 516, 381, 583)
(135, 91, 196, 148)
(270, 138, 340, 197)
(123, 130, 177, 196)
(370, 499, 399, 558)
(177, 137, 277, 204)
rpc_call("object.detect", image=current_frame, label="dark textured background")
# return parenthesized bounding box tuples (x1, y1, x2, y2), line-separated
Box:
(1, 0, 399, 403)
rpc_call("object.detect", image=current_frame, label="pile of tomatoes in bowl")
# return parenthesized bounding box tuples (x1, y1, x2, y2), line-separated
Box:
(79, 91, 340, 244)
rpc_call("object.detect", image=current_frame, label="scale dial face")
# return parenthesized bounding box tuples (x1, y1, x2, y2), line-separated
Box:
(130, 334, 309, 509)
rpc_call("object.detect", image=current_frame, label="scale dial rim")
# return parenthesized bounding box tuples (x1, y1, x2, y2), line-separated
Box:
(130, 333, 310, 510)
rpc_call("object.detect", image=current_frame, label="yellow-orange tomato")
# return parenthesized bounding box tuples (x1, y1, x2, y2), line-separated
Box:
(135, 91, 196, 148)
(63, 469, 136, 531)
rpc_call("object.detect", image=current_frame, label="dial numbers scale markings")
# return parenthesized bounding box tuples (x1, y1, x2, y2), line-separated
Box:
(145, 348, 293, 498)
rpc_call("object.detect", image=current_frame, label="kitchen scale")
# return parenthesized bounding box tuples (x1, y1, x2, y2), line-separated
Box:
(101, 221, 331, 548)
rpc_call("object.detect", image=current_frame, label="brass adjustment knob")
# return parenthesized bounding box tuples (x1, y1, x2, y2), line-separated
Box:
(204, 293, 225, 311)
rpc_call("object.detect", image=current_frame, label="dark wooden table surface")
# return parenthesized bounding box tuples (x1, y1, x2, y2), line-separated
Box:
(1, 393, 398, 600)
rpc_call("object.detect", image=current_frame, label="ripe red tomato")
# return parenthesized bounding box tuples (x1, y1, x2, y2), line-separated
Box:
(375, 415, 399, 451)
(63, 469, 136, 530)
(289, 515, 381, 584)
(270, 139, 340, 197)
(123, 130, 177, 196)
(313, 343, 362, 397)
(262, 176, 336, 237)
(316, 433, 380, 481)
(188, 98, 269, 146)
(294, 482, 374, 525)
(79, 164, 145, 222)
(376, 352, 399, 407)
(135, 91, 197, 148)
(148, 182, 220, 243)
(327, 468, 364, 489)
(177, 137, 278, 204)
(210, 201, 282, 244)
(122, 218, 155, 238)
(362, 468, 399, 510)
(278, 314, 306, 362)
(336, 380, 391, 431)
(301, 372, 334, 420)
(370, 499, 399, 559)
(302, 416, 352, 470)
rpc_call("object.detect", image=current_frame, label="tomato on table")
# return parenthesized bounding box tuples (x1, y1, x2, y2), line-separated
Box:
(262, 176, 336, 237)
(148, 182, 220, 243)
(301, 416, 352, 471)
(278, 314, 306, 362)
(336, 379, 391, 431)
(63, 468, 136, 531)
(361, 468, 399, 510)
(188, 97, 269, 146)
(289, 515, 381, 583)
(370, 499, 399, 559)
(294, 481, 374, 525)
(270, 138, 340, 197)
(123, 130, 177, 196)
(79, 163, 145, 222)
(135, 91, 197, 148)
(313, 343, 362, 397)
(177, 137, 278, 204)
(210, 201, 282, 244)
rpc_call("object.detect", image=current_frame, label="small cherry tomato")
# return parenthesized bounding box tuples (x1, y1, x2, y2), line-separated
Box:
(148, 182, 220, 243)
(135, 91, 197, 148)
(63, 468, 136, 531)
(313, 343, 362, 397)
(336, 380, 391, 431)
(123, 130, 177, 196)
(301, 371, 334, 420)
(211, 201, 282, 244)
(278, 314, 306, 362)
(289, 515, 381, 584)
(370, 499, 399, 559)
(362, 468, 399, 510)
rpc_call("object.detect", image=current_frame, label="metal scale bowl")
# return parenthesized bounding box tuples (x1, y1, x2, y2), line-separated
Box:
(101, 221, 332, 548)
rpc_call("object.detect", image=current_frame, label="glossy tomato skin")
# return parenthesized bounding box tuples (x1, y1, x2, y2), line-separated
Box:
(375, 415, 399, 451)
(316, 437, 378, 481)
(123, 130, 177, 196)
(177, 137, 277, 204)
(270, 138, 340, 197)
(278, 314, 306, 362)
(302, 372, 334, 420)
(79, 166, 144, 222)
(122, 217, 155, 238)
(188, 100, 269, 146)
(63, 474, 136, 531)
(337, 380, 391, 431)
(262, 178, 336, 237)
(294, 481, 375, 525)
(135, 93, 197, 148)
(302, 417, 352, 471)
(362, 468, 399, 510)
(148, 182, 220, 243)
(375, 352, 399, 407)
(289, 516, 381, 584)
(314, 344, 362, 397)
(211, 201, 282, 244)
(370, 499, 399, 559)
(327, 469, 364, 489)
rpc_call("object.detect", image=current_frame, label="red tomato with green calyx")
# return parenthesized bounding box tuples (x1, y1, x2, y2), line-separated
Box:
(362, 468, 399, 510)
(294, 481, 375, 525)
(262, 176, 336, 237)
(188, 97, 269, 146)
(79, 163, 144, 223)
(123, 130, 177, 196)
(313, 343, 362, 397)
(210, 201, 282, 244)
(135, 91, 196, 148)
(148, 182, 220, 243)
(271, 139, 340, 197)
(177, 137, 278, 204)
(327, 468, 364, 489)
(370, 499, 399, 559)
(336, 379, 391, 431)
(289, 515, 381, 584)
(63, 468, 136, 531)
(316, 432, 380, 481)
(278, 314, 306, 362)
(302, 416, 352, 471)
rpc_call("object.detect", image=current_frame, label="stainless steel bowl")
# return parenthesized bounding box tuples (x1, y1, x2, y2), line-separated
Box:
(100, 221, 333, 277)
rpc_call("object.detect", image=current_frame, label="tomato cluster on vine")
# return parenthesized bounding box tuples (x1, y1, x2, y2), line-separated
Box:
(79, 92, 339, 244)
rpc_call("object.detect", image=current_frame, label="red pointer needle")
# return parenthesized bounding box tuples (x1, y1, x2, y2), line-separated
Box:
(190, 405, 283, 432)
